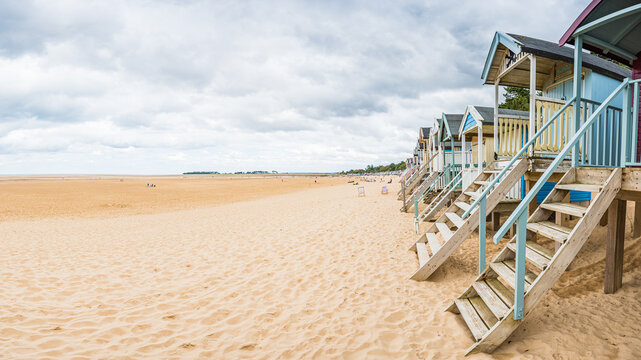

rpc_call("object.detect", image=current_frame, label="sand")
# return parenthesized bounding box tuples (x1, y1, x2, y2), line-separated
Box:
(1, 176, 641, 359)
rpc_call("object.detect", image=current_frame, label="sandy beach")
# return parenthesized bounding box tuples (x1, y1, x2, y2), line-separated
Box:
(2, 176, 641, 359)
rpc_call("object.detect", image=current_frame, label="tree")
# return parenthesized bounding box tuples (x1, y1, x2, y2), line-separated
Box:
(499, 87, 530, 111)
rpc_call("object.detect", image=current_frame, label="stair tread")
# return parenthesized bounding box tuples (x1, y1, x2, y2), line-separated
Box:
(469, 296, 498, 329)
(506, 242, 551, 270)
(455, 201, 471, 212)
(486, 278, 514, 308)
(445, 212, 465, 228)
(454, 298, 488, 341)
(474, 180, 493, 186)
(527, 221, 572, 243)
(426, 233, 442, 256)
(416, 242, 429, 267)
(555, 183, 602, 192)
(540, 202, 588, 217)
(503, 259, 538, 284)
(490, 262, 531, 292)
(464, 191, 480, 200)
(435, 222, 454, 242)
(473, 280, 510, 320)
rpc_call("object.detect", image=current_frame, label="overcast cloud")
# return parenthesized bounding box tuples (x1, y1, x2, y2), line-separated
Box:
(0, 0, 588, 174)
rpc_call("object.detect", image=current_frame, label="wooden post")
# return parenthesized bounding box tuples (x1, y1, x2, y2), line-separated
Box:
(529, 55, 536, 157)
(525, 179, 538, 216)
(605, 199, 626, 294)
(478, 123, 484, 174)
(494, 80, 499, 157)
(634, 201, 641, 237)
(492, 212, 501, 231)
(572, 36, 583, 167)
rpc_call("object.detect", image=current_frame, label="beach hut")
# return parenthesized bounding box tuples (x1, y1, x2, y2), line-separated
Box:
(444, 5, 641, 354)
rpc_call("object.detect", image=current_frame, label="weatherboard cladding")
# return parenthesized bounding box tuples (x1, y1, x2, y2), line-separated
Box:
(462, 113, 477, 132)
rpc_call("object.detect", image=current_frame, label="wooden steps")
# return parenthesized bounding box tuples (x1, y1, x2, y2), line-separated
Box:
(506, 242, 551, 270)
(474, 180, 492, 186)
(409, 159, 529, 281)
(527, 221, 572, 243)
(464, 191, 480, 200)
(540, 202, 588, 217)
(426, 233, 442, 254)
(445, 212, 465, 228)
(447, 167, 622, 355)
(416, 242, 429, 266)
(472, 280, 510, 319)
(454, 298, 488, 340)
(435, 222, 454, 241)
(455, 201, 471, 212)
(555, 183, 602, 192)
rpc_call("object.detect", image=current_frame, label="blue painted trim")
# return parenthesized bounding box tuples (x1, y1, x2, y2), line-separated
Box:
(463, 113, 477, 132)
(481, 31, 522, 82)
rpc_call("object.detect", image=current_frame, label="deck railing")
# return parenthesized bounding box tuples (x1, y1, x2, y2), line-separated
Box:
(534, 97, 574, 153)
(497, 117, 528, 157)
(495, 79, 631, 321)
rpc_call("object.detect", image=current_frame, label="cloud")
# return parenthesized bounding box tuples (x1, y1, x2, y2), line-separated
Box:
(0, 0, 587, 173)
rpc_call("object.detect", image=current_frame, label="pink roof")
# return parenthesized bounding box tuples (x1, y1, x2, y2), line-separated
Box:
(558, 0, 603, 46)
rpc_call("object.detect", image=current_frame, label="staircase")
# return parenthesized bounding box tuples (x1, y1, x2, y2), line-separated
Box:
(402, 171, 440, 212)
(398, 164, 430, 200)
(447, 167, 621, 354)
(409, 158, 528, 281)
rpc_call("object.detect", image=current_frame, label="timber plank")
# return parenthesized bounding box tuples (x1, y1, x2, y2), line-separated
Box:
(555, 183, 602, 192)
(473, 281, 509, 319)
(435, 222, 454, 241)
(455, 298, 488, 341)
(470, 296, 498, 329)
(506, 242, 550, 270)
(503, 259, 537, 284)
(416, 242, 429, 267)
(527, 221, 570, 243)
(445, 212, 465, 228)
(540, 202, 588, 217)
(426, 233, 442, 255)
(455, 201, 471, 212)
(486, 278, 514, 307)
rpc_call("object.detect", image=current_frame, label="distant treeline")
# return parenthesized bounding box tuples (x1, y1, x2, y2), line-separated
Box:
(183, 171, 220, 174)
(340, 161, 406, 175)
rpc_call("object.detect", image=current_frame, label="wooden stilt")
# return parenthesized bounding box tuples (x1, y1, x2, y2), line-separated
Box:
(492, 212, 501, 231)
(634, 201, 641, 237)
(605, 199, 625, 294)
(526, 180, 538, 216)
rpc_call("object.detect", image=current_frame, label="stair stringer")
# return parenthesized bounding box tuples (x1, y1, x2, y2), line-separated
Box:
(462, 167, 621, 355)
(409, 158, 528, 281)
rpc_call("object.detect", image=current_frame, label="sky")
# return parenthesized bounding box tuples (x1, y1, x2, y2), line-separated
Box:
(0, 0, 589, 174)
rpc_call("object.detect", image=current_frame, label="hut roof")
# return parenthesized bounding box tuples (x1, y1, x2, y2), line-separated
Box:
(482, 32, 631, 85)
(560, 0, 641, 66)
